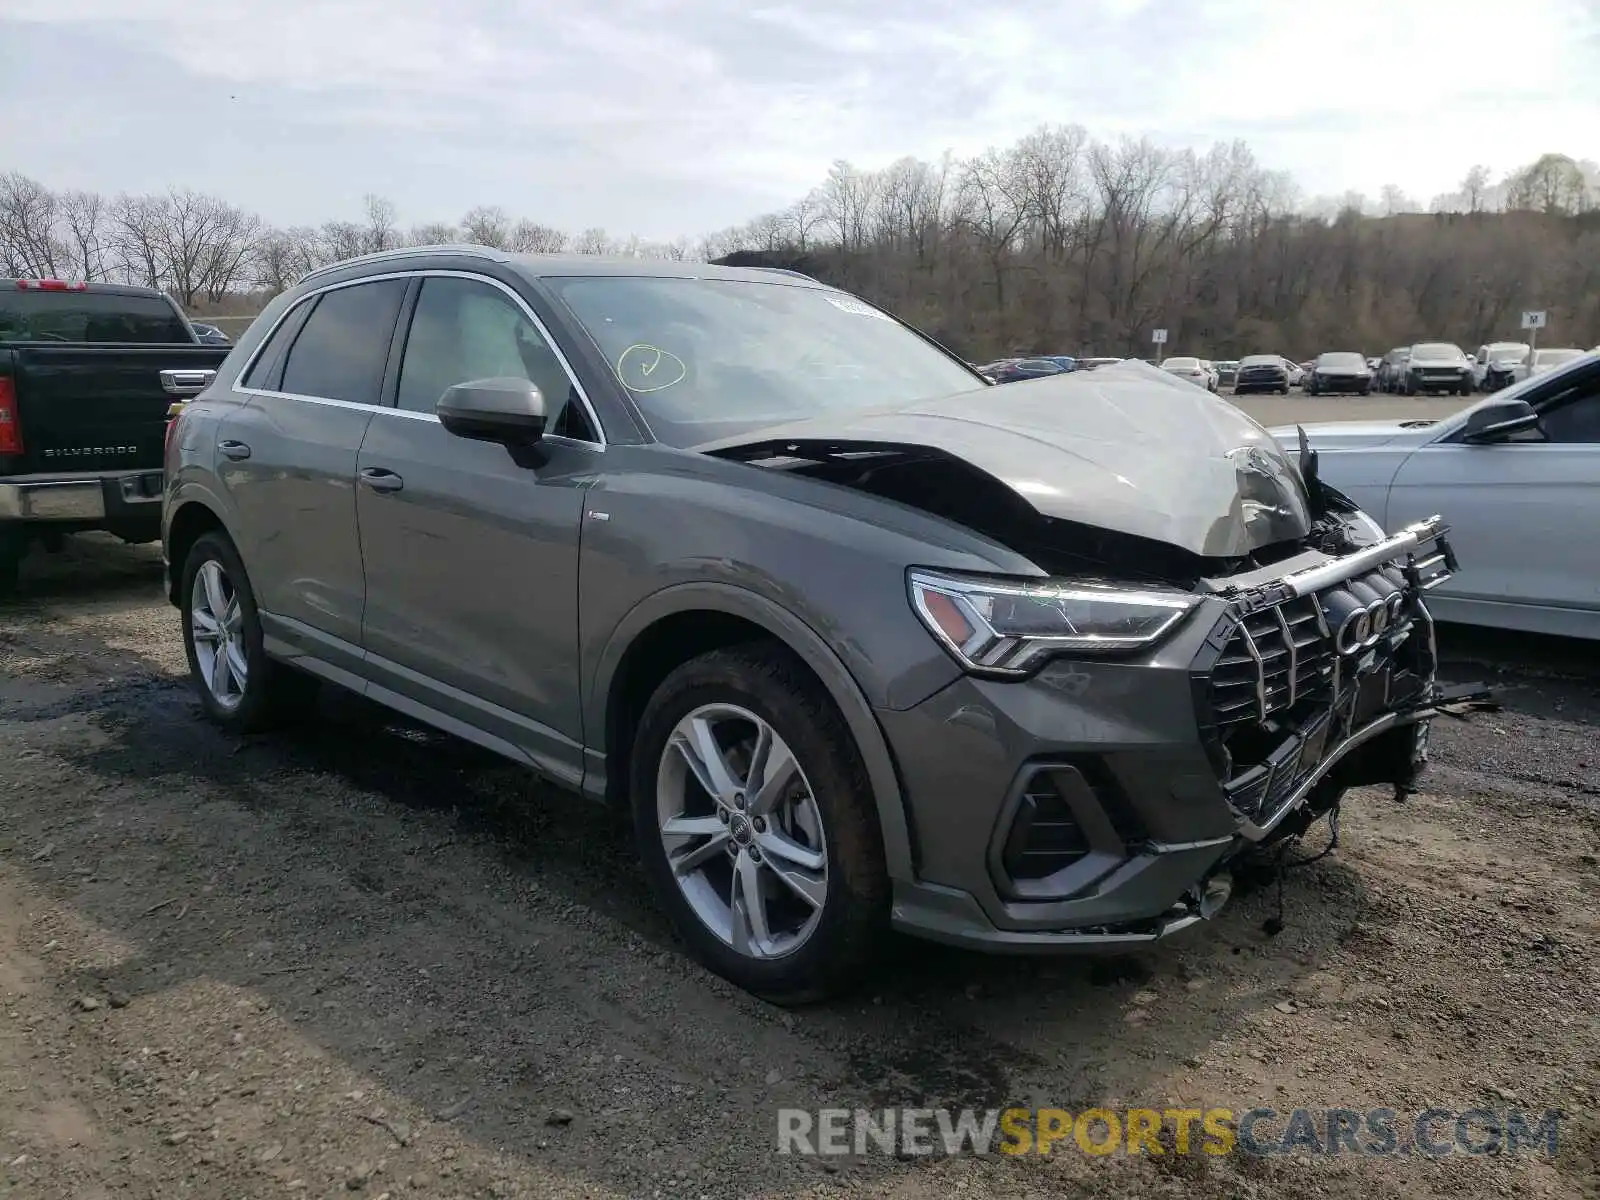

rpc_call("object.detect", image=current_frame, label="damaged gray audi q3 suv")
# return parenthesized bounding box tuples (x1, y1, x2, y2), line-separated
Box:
(162, 246, 1485, 1002)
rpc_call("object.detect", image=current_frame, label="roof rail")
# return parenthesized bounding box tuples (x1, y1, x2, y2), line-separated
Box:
(296, 243, 510, 285)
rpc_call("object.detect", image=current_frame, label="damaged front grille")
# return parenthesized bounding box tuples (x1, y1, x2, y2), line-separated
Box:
(1192, 517, 1459, 828)
(1208, 594, 1332, 723)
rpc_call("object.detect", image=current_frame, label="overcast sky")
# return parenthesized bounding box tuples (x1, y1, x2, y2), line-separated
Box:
(2, 0, 1596, 239)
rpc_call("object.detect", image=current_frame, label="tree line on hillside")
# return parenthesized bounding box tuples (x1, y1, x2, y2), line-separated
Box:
(2, 130, 1597, 358)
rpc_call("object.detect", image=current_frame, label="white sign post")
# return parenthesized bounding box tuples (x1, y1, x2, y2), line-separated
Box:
(1152, 328, 1168, 364)
(1521, 310, 1547, 355)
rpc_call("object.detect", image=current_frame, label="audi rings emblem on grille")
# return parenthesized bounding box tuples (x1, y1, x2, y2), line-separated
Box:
(1321, 575, 1407, 657)
(1321, 588, 1369, 656)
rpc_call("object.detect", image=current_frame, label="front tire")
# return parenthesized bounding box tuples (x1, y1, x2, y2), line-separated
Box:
(179, 531, 317, 732)
(630, 644, 888, 1004)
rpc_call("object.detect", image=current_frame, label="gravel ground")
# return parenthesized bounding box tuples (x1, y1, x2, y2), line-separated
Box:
(1, 536, 1597, 1200)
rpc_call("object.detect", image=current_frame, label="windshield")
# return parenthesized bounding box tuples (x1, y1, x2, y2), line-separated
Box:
(0, 290, 192, 343)
(1162, 357, 1200, 369)
(1411, 343, 1461, 359)
(1239, 354, 1280, 366)
(549, 276, 982, 446)
(1487, 345, 1528, 363)
(1316, 352, 1366, 369)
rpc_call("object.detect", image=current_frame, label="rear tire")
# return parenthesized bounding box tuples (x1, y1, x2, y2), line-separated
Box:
(630, 644, 888, 1005)
(179, 531, 318, 733)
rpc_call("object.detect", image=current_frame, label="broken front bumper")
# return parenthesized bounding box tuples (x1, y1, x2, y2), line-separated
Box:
(880, 516, 1489, 953)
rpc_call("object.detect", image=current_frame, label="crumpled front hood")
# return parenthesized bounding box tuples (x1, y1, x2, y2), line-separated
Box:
(699, 360, 1316, 558)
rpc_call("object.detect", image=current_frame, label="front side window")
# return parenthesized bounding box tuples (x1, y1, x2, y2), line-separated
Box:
(548, 275, 981, 447)
(279, 279, 407, 406)
(394, 276, 593, 440)
(1539, 389, 1600, 443)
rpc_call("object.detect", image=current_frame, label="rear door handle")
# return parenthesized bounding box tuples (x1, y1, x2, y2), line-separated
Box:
(358, 467, 404, 493)
(218, 440, 251, 461)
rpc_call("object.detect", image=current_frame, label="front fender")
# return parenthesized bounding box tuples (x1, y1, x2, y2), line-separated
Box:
(587, 580, 919, 884)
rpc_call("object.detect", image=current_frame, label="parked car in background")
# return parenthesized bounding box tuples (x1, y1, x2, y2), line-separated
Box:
(978, 357, 1067, 384)
(0, 279, 228, 586)
(1528, 347, 1585, 378)
(1377, 347, 1411, 393)
(1402, 342, 1473, 396)
(1214, 360, 1240, 388)
(1366, 357, 1382, 373)
(1232, 354, 1291, 394)
(1159, 356, 1211, 388)
(1305, 351, 1374, 396)
(1276, 349, 1600, 641)
(1075, 357, 1124, 371)
(1283, 360, 1307, 387)
(1039, 355, 1077, 372)
(1197, 360, 1220, 391)
(161, 248, 1476, 1001)
(190, 321, 233, 346)
(1472, 342, 1529, 392)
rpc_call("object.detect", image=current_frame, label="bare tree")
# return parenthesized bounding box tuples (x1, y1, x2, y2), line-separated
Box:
(362, 194, 399, 252)
(956, 145, 1033, 311)
(573, 227, 612, 255)
(108, 194, 165, 288)
(460, 205, 512, 248)
(818, 161, 880, 253)
(1506, 153, 1588, 214)
(58, 190, 107, 280)
(507, 220, 567, 253)
(407, 221, 460, 246)
(0, 172, 65, 277)
(254, 227, 318, 294)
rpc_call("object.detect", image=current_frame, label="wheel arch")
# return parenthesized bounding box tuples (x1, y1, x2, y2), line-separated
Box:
(590, 582, 916, 883)
(165, 497, 228, 606)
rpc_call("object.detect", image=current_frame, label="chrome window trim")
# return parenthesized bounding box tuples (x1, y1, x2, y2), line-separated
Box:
(233, 268, 606, 449)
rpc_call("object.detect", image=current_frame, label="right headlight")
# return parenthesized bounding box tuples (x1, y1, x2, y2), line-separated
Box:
(907, 569, 1201, 676)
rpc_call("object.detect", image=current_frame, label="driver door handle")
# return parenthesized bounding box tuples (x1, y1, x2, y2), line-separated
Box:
(218, 440, 251, 461)
(358, 467, 404, 493)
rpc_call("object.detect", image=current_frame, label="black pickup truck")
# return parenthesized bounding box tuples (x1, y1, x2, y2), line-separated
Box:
(0, 279, 231, 586)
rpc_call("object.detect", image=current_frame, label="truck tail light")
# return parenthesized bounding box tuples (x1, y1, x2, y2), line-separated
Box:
(0, 377, 22, 454)
(15, 278, 89, 291)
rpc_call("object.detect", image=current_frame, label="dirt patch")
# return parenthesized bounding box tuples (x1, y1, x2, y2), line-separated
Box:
(1, 537, 1597, 1198)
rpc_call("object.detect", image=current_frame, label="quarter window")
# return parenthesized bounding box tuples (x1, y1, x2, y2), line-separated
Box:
(395, 276, 595, 440)
(278, 279, 407, 406)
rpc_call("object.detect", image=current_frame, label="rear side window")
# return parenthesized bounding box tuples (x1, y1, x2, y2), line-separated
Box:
(279, 279, 407, 405)
(0, 290, 191, 343)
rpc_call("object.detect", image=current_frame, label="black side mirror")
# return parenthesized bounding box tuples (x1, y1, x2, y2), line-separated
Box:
(1460, 397, 1540, 444)
(437, 377, 547, 444)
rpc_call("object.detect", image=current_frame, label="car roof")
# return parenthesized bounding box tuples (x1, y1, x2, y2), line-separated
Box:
(296, 245, 833, 290)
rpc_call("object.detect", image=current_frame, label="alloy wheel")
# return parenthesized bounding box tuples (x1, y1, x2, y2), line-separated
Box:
(655, 703, 828, 959)
(189, 559, 248, 711)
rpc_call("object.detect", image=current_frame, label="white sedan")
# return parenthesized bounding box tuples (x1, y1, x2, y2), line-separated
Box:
(1271, 350, 1600, 641)
(1159, 356, 1214, 389)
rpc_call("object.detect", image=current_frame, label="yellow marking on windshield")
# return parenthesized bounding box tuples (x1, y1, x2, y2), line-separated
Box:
(616, 343, 687, 393)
